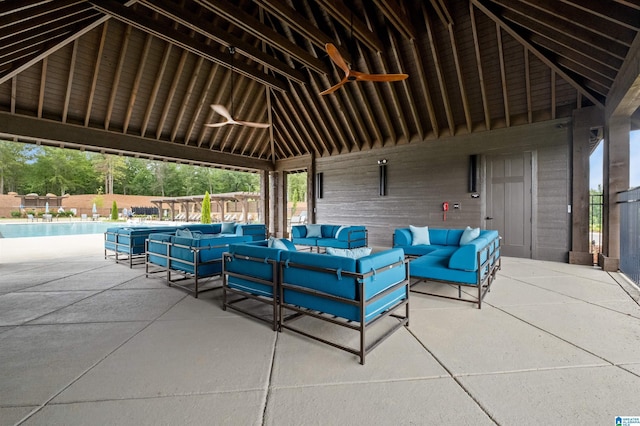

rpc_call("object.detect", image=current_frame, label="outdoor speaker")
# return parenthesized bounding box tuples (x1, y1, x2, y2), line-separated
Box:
(468, 154, 478, 193)
(316, 172, 323, 199)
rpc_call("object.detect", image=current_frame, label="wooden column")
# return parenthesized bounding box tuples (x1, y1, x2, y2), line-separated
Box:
(570, 106, 603, 264)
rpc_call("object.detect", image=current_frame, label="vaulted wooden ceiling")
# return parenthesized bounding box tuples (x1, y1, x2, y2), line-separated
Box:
(0, 0, 638, 170)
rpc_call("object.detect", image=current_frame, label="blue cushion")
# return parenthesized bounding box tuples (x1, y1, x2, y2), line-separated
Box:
(410, 225, 430, 245)
(221, 222, 236, 233)
(326, 247, 372, 259)
(335, 225, 348, 239)
(280, 239, 297, 251)
(460, 226, 480, 245)
(306, 224, 322, 238)
(175, 228, 193, 238)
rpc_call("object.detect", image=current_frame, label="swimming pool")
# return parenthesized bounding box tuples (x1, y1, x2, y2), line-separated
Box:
(0, 221, 135, 238)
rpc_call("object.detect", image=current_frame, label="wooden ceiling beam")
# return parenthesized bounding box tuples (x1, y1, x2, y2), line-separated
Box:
(156, 49, 188, 140)
(105, 25, 132, 131)
(138, 0, 308, 84)
(313, 0, 384, 52)
(141, 40, 171, 137)
(496, 23, 510, 127)
(38, 57, 47, 119)
(0, 0, 54, 16)
(286, 83, 331, 156)
(472, 0, 604, 108)
(62, 39, 78, 123)
(493, 0, 631, 58)
(171, 55, 206, 142)
(428, 0, 454, 26)
(559, 0, 640, 31)
(185, 63, 218, 145)
(447, 23, 472, 133)
(198, 68, 232, 148)
(358, 45, 396, 144)
(387, 29, 424, 140)
(517, 0, 637, 44)
(124, 33, 152, 133)
(423, 3, 455, 136)
(253, 0, 332, 51)
(372, 0, 417, 40)
(300, 73, 342, 154)
(89, 0, 287, 92)
(408, 37, 438, 138)
(271, 108, 300, 157)
(85, 21, 108, 127)
(220, 77, 258, 152)
(469, 2, 491, 131)
(280, 90, 324, 156)
(231, 84, 266, 154)
(0, 0, 85, 34)
(0, 112, 273, 171)
(194, 0, 326, 75)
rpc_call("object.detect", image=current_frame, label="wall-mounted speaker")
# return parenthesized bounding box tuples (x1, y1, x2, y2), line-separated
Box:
(316, 172, 323, 199)
(468, 154, 478, 193)
(378, 159, 388, 196)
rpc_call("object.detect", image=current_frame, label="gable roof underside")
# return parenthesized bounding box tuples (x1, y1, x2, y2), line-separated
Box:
(0, 0, 638, 171)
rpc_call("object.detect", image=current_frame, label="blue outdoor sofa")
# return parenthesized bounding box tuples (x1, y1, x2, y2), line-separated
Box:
(105, 222, 266, 267)
(222, 238, 297, 330)
(290, 224, 367, 252)
(394, 226, 501, 308)
(145, 230, 252, 297)
(278, 247, 409, 364)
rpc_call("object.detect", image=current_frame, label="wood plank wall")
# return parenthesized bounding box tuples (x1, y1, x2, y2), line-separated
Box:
(314, 119, 572, 262)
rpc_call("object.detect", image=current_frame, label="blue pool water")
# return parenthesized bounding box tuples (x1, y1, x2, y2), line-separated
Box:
(0, 221, 121, 238)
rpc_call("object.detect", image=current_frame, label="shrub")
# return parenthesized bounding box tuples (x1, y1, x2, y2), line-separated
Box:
(111, 201, 118, 220)
(10, 210, 21, 218)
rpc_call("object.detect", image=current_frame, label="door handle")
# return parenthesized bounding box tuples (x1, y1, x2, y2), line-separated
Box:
(485, 216, 494, 220)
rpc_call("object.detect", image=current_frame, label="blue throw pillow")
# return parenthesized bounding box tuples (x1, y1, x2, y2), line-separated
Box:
(410, 225, 430, 246)
(460, 226, 480, 245)
(221, 222, 235, 233)
(326, 247, 372, 259)
(306, 224, 322, 238)
(335, 225, 348, 238)
(176, 228, 193, 238)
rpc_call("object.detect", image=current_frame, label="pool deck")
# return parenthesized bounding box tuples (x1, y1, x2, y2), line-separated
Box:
(1, 234, 640, 425)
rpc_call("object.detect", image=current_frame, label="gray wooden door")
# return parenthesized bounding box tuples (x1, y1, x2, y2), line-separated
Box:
(486, 152, 533, 258)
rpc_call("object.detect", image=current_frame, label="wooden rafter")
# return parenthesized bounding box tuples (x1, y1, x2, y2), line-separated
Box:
(496, 23, 510, 127)
(469, 2, 491, 131)
(105, 25, 132, 130)
(286, 83, 331, 155)
(156, 49, 188, 140)
(89, 0, 287, 92)
(409, 37, 438, 138)
(372, 0, 417, 40)
(423, 3, 455, 136)
(447, 24, 472, 133)
(171, 55, 205, 142)
(185, 62, 219, 145)
(313, 0, 384, 52)
(62, 39, 78, 123)
(123, 33, 152, 133)
(38, 57, 47, 119)
(85, 21, 108, 127)
(138, 0, 310, 83)
(472, 0, 604, 108)
(198, 67, 232, 148)
(141, 40, 171, 137)
(193, 0, 326, 75)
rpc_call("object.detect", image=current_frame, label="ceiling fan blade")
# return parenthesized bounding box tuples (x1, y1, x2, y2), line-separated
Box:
(204, 121, 230, 128)
(352, 70, 409, 82)
(236, 120, 270, 128)
(319, 76, 350, 96)
(325, 43, 350, 75)
(211, 104, 233, 121)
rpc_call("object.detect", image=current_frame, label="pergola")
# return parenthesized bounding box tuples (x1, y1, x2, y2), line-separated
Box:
(0, 1, 638, 269)
(151, 192, 260, 223)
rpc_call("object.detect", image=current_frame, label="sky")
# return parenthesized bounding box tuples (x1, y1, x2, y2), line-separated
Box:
(590, 129, 640, 190)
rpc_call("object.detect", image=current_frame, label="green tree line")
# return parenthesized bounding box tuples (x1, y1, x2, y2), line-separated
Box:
(0, 141, 259, 196)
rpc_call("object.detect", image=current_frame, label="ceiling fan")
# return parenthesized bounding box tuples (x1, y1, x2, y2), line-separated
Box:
(206, 104, 270, 128)
(320, 43, 408, 96)
(205, 47, 270, 129)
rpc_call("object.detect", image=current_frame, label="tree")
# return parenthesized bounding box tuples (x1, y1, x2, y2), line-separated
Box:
(111, 201, 118, 220)
(201, 191, 211, 224)
(0, 140, 26, 194)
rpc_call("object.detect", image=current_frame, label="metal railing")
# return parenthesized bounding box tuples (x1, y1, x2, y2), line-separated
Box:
(619, 187, 640, 285)
(590, 193, 603, 265)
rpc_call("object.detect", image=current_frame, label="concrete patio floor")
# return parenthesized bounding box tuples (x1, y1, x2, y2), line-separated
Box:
(1, 234, 640, 425)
